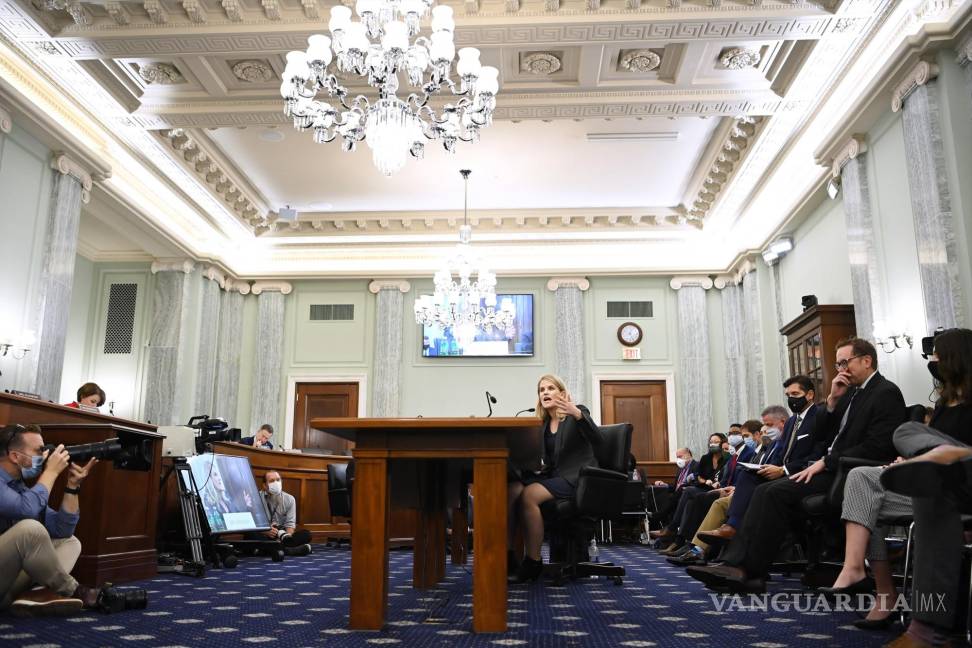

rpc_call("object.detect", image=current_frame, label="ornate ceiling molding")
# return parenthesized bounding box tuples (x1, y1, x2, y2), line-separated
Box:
(546, 277, 590, 292)
(50, 152, 100, 203)
(368, 280, 411, 294)
(231, 59, 274, 83)
(719, 47, 762, 70)
(669, 275, 713, 290)
(713, 256, 757, 288)
(151, 259, 196, 274)
(520, 52, 561, 75)
(829, 134, 867, 177)
(138, 62, 186, 85)
(0, 103, 11, 133)
(618, 49, 661, 73)
(223, 276, 252, 294)
(251, 280, 293, 295)
(890, 59, 939, 112)
(156, 128, 267, 229)
(202, 263, 227, 286)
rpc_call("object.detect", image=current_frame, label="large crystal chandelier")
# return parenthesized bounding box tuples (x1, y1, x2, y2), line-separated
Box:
(280, 1, 499, 176)
(414, 169, 515, 345)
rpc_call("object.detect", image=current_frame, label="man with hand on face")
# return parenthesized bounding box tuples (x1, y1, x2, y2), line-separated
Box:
(241, 424, 274, 450)
(687, 338, 906, 593)
(0, 424, 105, 615)
(261, 471, 312, 556)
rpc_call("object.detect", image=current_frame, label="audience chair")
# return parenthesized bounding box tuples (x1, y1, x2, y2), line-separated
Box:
(327, 462, 354, 547)
(541, 422, 634, 585)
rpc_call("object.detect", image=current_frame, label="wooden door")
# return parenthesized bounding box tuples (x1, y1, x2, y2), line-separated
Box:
(600, 381, 669, 462)
(292, 382, 358, 452)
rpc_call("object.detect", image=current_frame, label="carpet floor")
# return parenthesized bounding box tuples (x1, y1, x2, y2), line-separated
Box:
(1, 544, 904, 647)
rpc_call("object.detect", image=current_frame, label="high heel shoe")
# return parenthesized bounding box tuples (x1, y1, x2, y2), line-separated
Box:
(853, 613, 896, 630)
(818, 576, 874, 596)
(508, 557, 543, 584)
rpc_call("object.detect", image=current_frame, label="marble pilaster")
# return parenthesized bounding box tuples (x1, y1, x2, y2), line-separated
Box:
(671, 278, 714, 455)
(718, 281, 748, 426)
(900, 78, 966, 329)
(840, 155, 882, 340)
(370, 280, 410, 417)
(213, 285, 246, 422)
(771, 263, 790, 382)
(741, 270, 766, 416)
(248, 282, 290, 434)
(30, 162, 86, 400)
(143, 262, 195, 426)
(193, 272, 223, 415)
(548, 277, 589, 405)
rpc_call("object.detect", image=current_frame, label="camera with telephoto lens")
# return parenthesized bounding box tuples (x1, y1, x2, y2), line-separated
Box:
(921, 327, 946, 359)
(97, 585, 148, 614)
(42, 429, 154, 471)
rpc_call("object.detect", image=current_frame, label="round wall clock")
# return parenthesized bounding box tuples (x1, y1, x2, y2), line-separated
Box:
(617, 322, 643, 347)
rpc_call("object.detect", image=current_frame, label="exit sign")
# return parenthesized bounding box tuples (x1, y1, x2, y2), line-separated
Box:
(622, 347, 641, 360)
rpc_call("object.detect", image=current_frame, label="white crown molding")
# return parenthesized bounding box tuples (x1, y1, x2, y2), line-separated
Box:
(829, 135, 868, 177)
(890, 59, 940, 112)
(669, 275, 713, 290)
(368, 280, 411, 294)
(546, 277, 590, 292)
(202, 264, 228, 287)
(251, 280, 292, 295)
(712, 274, 735, 289)
(0, 103, 11, 134)
(223, 276, 251, 294)
(50, 152, 96, 203)
(151, 258, 196, 274)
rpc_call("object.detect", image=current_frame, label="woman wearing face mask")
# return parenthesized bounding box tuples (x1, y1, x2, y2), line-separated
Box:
(821, 328, 972, 631)
(507, 374, 602, 583)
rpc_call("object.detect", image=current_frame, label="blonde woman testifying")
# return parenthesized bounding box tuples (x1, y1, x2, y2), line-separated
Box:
(507, 374, 602, 583)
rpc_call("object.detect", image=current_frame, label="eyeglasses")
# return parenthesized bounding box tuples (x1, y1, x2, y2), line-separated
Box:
(835, 355, 865, 371)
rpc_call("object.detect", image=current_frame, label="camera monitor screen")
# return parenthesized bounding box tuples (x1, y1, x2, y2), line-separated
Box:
(421, 293, 535, 358)
(183, 453, 270, 534)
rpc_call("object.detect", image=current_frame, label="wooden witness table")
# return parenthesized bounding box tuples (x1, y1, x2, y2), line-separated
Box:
(310, 417, 542, 633)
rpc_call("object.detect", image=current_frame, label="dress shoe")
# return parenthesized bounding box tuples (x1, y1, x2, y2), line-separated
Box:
(649, 528, 674, 540)
(659, 540, 686, 556)
(727, 577, 766, 595)
(667, 547, 706, 567)
(854, 613, 897, 630)
(9, 588, 83, 617)
(284, 543, 313, 557)
(508, 557, 543, 584)
(697, 524, 736, 547)
(818, 576, 875, 596)
(686, 564, 747, 589)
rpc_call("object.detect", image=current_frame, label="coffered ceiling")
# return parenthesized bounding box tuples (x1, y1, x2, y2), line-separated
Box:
(0, 0, 910, 275)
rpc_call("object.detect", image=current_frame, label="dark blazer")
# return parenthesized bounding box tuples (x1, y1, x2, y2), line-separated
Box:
(240, 436, 274, 450)
(776, 403, 819, 473)
(548, 405, 603, 485)
(671, 459, 700, 491)
(811, 372, 906, 471)
(696, 451, 727, 484)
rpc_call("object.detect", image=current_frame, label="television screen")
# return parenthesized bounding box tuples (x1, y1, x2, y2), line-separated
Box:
(183, 453, 271, 534)
(421, 293, 534, 358)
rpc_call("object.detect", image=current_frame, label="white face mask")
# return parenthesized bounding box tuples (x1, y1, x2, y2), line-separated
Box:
(268, 481, 283, 495)
(675, 458, 687, 469)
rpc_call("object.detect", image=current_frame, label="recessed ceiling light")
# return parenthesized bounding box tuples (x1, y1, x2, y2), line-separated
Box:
(259, 128, 285, 142)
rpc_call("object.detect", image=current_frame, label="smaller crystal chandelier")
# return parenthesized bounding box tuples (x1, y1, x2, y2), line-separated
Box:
(414, 169, 515, 345)
(280, 1, 500, 175)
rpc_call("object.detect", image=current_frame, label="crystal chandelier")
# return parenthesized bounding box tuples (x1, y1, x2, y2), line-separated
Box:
(280, 1, 499, 176)
(414, 169, 515, 345)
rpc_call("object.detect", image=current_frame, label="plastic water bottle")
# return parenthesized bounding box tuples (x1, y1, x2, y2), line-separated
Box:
(589, 538, 599, 563)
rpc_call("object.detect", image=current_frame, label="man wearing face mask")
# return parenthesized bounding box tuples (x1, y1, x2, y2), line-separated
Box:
(261, 471, 312, 556)
(0, 424, 105, 615)
(647, 448, 697, 531)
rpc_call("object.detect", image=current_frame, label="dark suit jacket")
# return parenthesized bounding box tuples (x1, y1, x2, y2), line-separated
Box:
(776, 403, 819, 473)
(549, 405, 603, 485)
(240, 436, 274, 450)
(811, 372, 906, 471)
(671, 459, 700, 491)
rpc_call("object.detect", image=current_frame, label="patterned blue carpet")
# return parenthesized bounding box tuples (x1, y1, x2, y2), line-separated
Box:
(1, 544, 900, 647)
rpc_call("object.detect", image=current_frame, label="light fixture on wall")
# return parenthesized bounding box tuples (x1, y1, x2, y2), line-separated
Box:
(826, 176, 841, 200)
(761, 236, 793, 266)
(872, 321, 913, 354)
(279, 2, 499, 175)
(413, 169, 515, 345)
(0, 331, 35, 360)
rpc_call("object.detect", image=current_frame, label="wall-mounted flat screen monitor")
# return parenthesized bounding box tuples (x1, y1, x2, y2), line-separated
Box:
(421, 293, 534, 358)
(183, 453, 270, 534)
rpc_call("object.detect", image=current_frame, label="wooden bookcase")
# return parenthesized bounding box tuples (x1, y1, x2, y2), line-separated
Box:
(780, 304, 857, 402)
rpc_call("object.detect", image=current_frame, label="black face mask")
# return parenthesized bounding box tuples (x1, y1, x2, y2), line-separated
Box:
(928, 361, 942, 382)
(708, 444, 720, 454)
(787, 395, 808, 413)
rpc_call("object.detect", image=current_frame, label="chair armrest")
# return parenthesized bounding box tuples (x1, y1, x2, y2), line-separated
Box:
(578, 466, 629, 482)
(827, 457, 886, 508)
(576, 467, 628, 518)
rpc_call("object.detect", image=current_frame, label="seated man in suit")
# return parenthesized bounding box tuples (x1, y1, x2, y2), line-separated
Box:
(645, 447, 697, 527)
(688, 338, 906, 592)
(650, 435, 726, 543)
(240, 424, 274, 450)
(697, 378, 820, 548)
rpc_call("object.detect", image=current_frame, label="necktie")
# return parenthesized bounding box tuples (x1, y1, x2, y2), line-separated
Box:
(782, 414, 803, 464)
(828, 389, 859, 454)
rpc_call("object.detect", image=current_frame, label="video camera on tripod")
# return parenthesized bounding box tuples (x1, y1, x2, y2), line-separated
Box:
(159, 415, 241, 458)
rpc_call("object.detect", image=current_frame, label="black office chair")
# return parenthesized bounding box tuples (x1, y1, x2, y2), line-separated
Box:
(541, 422, 634, 585)
(327, 462, 354, 547)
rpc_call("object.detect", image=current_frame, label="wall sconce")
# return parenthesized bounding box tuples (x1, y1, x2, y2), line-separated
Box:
(0, 331, 35, 360)
(761, 236, 794, 266)
(827, 176, 841, 200)
(872, 322, 912, 353)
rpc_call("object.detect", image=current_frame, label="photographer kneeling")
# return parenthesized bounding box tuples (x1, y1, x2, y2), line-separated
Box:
(259, 471, 312, 556)
(0, 424, 103, 615)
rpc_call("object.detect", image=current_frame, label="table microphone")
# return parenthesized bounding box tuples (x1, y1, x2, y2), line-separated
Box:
(485, 391, 497, 417)
(515, 407, 535, 417)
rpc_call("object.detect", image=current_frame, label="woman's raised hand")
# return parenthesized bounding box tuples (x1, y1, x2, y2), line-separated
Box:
(553, 393, 582, 420)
